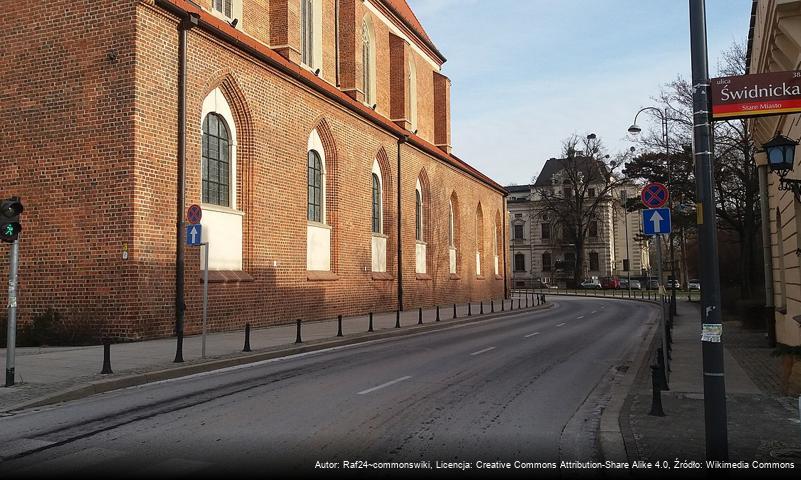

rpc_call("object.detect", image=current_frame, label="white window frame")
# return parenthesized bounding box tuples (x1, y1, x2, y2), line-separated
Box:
(210, 0, 242, 29)
(362, 17, 376, 106)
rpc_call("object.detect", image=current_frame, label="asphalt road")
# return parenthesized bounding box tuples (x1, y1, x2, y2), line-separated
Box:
(0, 296, 657, 477)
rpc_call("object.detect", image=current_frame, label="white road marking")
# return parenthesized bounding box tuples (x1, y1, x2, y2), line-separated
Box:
(556, 323, 566, 327)
(358, 376, 412, 395)
(524, 332, 540, 338)
(591, 311, 597, 314)
(470, 346, 496, 356)
(577, 316, 585, 319)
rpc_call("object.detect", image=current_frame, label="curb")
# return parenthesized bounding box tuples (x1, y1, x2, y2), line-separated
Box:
(3, 302, 554, 413)
(597, 302, 662, 464)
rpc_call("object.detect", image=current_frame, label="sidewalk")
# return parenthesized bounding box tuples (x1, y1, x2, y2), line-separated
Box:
(621, 299, 801, 466)
(0, 293, 547, 412)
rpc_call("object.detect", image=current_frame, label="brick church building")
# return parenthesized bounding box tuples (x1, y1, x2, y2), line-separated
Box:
(2, 0, 509, 339)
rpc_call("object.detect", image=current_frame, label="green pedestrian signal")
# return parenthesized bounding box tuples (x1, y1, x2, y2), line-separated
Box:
(0, 197, 23, 243)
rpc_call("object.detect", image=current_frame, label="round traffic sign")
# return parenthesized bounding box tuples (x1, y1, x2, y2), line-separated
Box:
(187, 204, 203, 224)
(641, 182, 669, 209)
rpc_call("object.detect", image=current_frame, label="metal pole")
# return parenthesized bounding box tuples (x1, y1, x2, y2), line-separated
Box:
(689, 0, 728, 460)
(665, 111, 677, 316)
(5, 239, 19, 387)
(202, 242, 208, 359)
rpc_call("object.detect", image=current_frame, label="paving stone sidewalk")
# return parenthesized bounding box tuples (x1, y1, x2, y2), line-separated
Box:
(621, 299, 801, 476)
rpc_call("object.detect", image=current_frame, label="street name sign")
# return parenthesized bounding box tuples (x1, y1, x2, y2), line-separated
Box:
(711, 70, 801, 120)
(186, 224, 202, 246)
(642, 208, 671, 236)
(641, 182, 669, 209)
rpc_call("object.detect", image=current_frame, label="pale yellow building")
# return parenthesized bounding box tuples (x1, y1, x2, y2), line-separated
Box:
(748, 0, 801, 393)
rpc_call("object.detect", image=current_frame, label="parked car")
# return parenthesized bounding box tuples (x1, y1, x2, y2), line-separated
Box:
(600, 276, 621, 289)
(629, 279, 642, 290)
(648, 279, 660, 290)
(533, 280, 559, 289)
(580, 279, 602, 289)
(618, 278, 629, 289)
(688, 279, 701, 291)
(667, 280, 681, 289)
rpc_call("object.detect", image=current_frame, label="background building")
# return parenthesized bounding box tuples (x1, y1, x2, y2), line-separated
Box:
(0, 0, 509, 340)
(747, 0, 801, 393)
(507, 159, 649, 289)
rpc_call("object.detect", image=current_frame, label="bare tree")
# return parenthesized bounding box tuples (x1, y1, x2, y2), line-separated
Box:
(533, 134, 630, 286)
(625, 41, 761, 298)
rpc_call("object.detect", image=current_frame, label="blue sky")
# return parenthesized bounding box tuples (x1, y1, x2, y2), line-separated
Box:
(407, 0, 753, 186)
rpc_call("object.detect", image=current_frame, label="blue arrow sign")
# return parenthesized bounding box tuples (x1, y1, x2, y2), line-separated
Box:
(642, 208, 671, 235)
(186, 224, 202, 246)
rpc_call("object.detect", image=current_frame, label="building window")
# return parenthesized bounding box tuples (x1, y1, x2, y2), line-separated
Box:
(515, 213, 522, 218)
(307, 149, 323, 222)
(213, 0, 233, 18)
(372, 173, 381, 233)
(589, 251, 599, 271)
(514, 253, 526, 272)
(542, 252, 551, 272)
(589, 221, 598, 237)
(362, 19, 375, 106)
(541, 223, 550, 240)
(449, 200, 455, 247)
(202, 112, 231, 207)
(301, 0, 314, 67)
(514, 224, 524, 240)
(415, 189, 422, 241)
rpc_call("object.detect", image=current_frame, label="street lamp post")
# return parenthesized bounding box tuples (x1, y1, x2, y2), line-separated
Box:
(620, 190, 631, 295)
(628, 106, 678, 317)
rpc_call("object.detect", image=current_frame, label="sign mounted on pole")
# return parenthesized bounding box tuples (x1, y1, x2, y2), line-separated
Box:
(186, 224, 202, 247)
(187, 204, 202, 225)
(711, 70, 801, 120)
(641, 182, 669, 209)
(643, 208, 671, 236)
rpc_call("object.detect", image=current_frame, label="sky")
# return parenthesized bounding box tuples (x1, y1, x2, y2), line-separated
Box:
(406, 0, 753, 186)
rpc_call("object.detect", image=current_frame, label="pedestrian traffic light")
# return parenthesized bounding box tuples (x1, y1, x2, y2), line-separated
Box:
(0, 197, 23, 243)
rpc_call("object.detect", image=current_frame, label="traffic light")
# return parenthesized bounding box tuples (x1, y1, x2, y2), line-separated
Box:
(0, 197, 23, 243)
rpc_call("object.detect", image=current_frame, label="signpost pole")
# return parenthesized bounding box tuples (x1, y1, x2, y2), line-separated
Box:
(202, 242, 208, 359)
(4, 239, 19, 387)
(690, 0, 728, 460)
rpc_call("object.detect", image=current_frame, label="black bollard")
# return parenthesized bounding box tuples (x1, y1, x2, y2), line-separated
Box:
(453, 303, 457, 319)
(101, 339, 113, 374)
(337, 315, 343, 337)
(657, 348, 669, 390)
(368, 312, 374, 332)
(396, 310, 401, 328)
(648, 365, 666, 416)
(526, 294, 529, 308)
(468, 302, 472, 316)
(537, 294, 541, 306)
(501, 298, 505, 312)
(243, 323, 252, 352)
(491, 299, 494, 313)
(295, 319, 302, 343)
(436, 305, 440, 322)
(480, 301, 484, 315)
(518, 298, 521, 309)
(418, 307, 423, 325)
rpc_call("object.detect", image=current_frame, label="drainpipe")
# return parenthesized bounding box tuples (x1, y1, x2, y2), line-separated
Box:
(335, 0, 340, 87)
(397, 135, 408, 311)
(503, 196, 508, 299)
(397, 135, 409, 311)
(758, 158, 776, 346)
(174, 11, 199, 363)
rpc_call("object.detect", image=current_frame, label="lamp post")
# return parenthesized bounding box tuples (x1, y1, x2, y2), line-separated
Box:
(628, 106, 677, 316)
(619, 190, 631, 295)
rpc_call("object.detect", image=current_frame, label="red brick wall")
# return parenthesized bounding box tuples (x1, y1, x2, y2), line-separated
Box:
(0, 0, 138, 339)
(0, 0, 507, 340)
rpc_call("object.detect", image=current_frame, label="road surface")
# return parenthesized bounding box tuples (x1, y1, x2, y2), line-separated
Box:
(0, 296, 657, 477)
